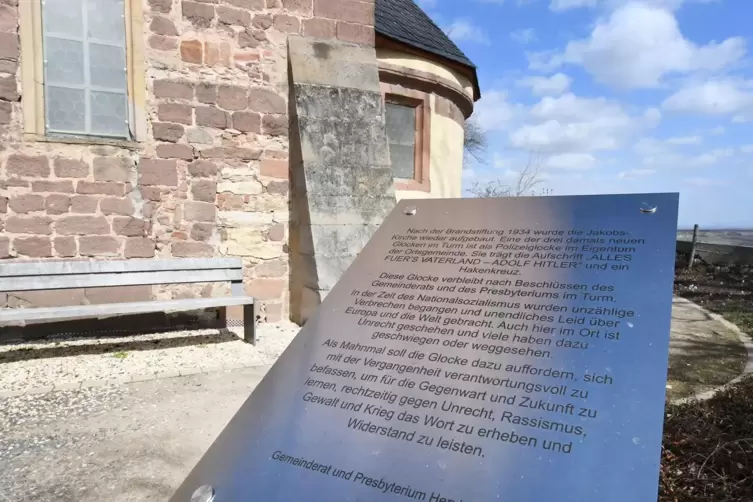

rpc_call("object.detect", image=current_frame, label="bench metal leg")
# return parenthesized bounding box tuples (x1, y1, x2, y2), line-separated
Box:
(243, 303, 257, 345)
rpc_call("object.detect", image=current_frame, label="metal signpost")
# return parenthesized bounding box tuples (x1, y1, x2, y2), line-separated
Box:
(171, 193, 679, 502)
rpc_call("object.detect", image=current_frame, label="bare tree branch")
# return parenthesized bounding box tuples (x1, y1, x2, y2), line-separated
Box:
(463, 118, 488, 166)
(467, 151, 550, 198)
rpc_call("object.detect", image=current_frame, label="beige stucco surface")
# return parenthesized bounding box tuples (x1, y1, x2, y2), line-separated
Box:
(376, 50, 468, 201)
(376, 48, 475, 101)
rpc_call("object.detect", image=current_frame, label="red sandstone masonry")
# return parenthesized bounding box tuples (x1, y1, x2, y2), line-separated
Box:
(0, 0, 377, 320)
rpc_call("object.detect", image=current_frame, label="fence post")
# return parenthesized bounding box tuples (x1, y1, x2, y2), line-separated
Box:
(688, 224, 699, 269)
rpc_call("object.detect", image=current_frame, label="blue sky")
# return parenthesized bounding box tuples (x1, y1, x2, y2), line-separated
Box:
(419, 0, 753, 228)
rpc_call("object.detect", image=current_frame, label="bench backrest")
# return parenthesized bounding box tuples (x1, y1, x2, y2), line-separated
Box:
(0, 258, 244, 293)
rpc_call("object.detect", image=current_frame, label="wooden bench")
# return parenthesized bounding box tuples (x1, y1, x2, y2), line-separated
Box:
(0, 257, 258, 344)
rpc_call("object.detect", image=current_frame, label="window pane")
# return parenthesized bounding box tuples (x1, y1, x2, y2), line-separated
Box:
(390, 144, 416, 179)
(43, 0, 83, 37)
(90, 44, 127, 89)
(385, 103, 417, 179)
(91, 91, 128, 136)
(87, 0, 126, 42)
(386, 103, 416, 145)
(45, 38, 85, 85)
(47, 87, 86, 132)
(42, 0, 129, 138)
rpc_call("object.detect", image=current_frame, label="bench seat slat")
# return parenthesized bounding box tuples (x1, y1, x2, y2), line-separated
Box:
(0, 269, 244, 293)
(0, 258, 243, 278)
(0, 296, 254, 325)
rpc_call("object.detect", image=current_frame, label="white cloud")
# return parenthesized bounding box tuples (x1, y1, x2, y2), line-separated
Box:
(634, 135, 702, 157)
(532, 3, 746, 89)
(550, 0, 598, 10)
(516, 73, 572, 96)
(510, 28, 537, 44)
(546, 153, 597, 169)
(445, 19, 490, 45)
(618, 169, 655, 180)
(741, 145, 753, 153)
(662, 79, 753, 117)
(509, 93, 658, 154)
(462, 168, 478, 180)
(710, 126, 726, 135)
(473, 90, 524, 132)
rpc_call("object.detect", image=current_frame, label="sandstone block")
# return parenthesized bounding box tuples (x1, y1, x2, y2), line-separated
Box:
(262, 114, 287, 136)
(260, 158, 288, 178)
(337, 21, 374, 45)
(13, 236, 52, 257)
(139, 158, 178, 186)
(153, 122, 185, 142)
(190, 222, 214, 241)
(184, 201, 216, 222)
(218, 86, 248, 111)
(182, 1, 214, 27)
(45, 194, 71, 214)
(200, 146, 261, 160)
(172, 241, 214, 257)
(282, 0, 312, 13)
(56, 215, 110, 235)
(31, 180, 75, 193)
(71, 195, 99, 213)
(226, 0, 264, 9)
(217, 193, 244, 210)
(9, 194, 44, 213)
(149, 0, 172, 13)
(149, 35, 178, 51)
(273, 14, 299, 33)
(6, 155, 49, 177)
(267, 223, 285, 241)
(196, 83, 216, 104)
(196, 106, 229, 128)
(254, 258, 287, 277)
(252, 14, 272, 29)
(93, 156, 134, 182)
(150, 16, 178, 36)
(0, 195, 6, 213)
(76, 181, 127, 196)
(156, 143, 195, 160)
(0, 74, 18, 101)
(186, 126, 214, 145)
(244, 278, 285, 301)
(264, 302, 284, 322)
(232, 111, 261, 133)
(180, 39, 203, 63)
(314, 0, 372, 25)
(113, 217, 150, 237)
(217, 5, 250, 25)
(191, 179, 217, 202)
(158, 103, 192, 124)
(248, 88, 286, 114)
(125, 237, 156, 258)
(79, 236, 120, 256)
(154, 80, 193, 100)
(303, 18, 335, 39)
(100, 197, 134, 216)
(54, 157, 89, 177)
(266, 180, 288, 195)
(54, 236, 77, 257)
(0, 101, 11, 124)
(187, 159, 218, 177)
(8, 289, 86, 308)
(239, 28, 266, 49)
(0, 236, 8, 258)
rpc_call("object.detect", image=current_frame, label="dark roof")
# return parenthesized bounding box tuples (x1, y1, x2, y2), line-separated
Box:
(375, 0, 477, 72)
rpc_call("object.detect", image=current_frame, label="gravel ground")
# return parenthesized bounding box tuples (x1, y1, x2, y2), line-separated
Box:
(0, 322, 299, 394)
(0, 366, 268, 502)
